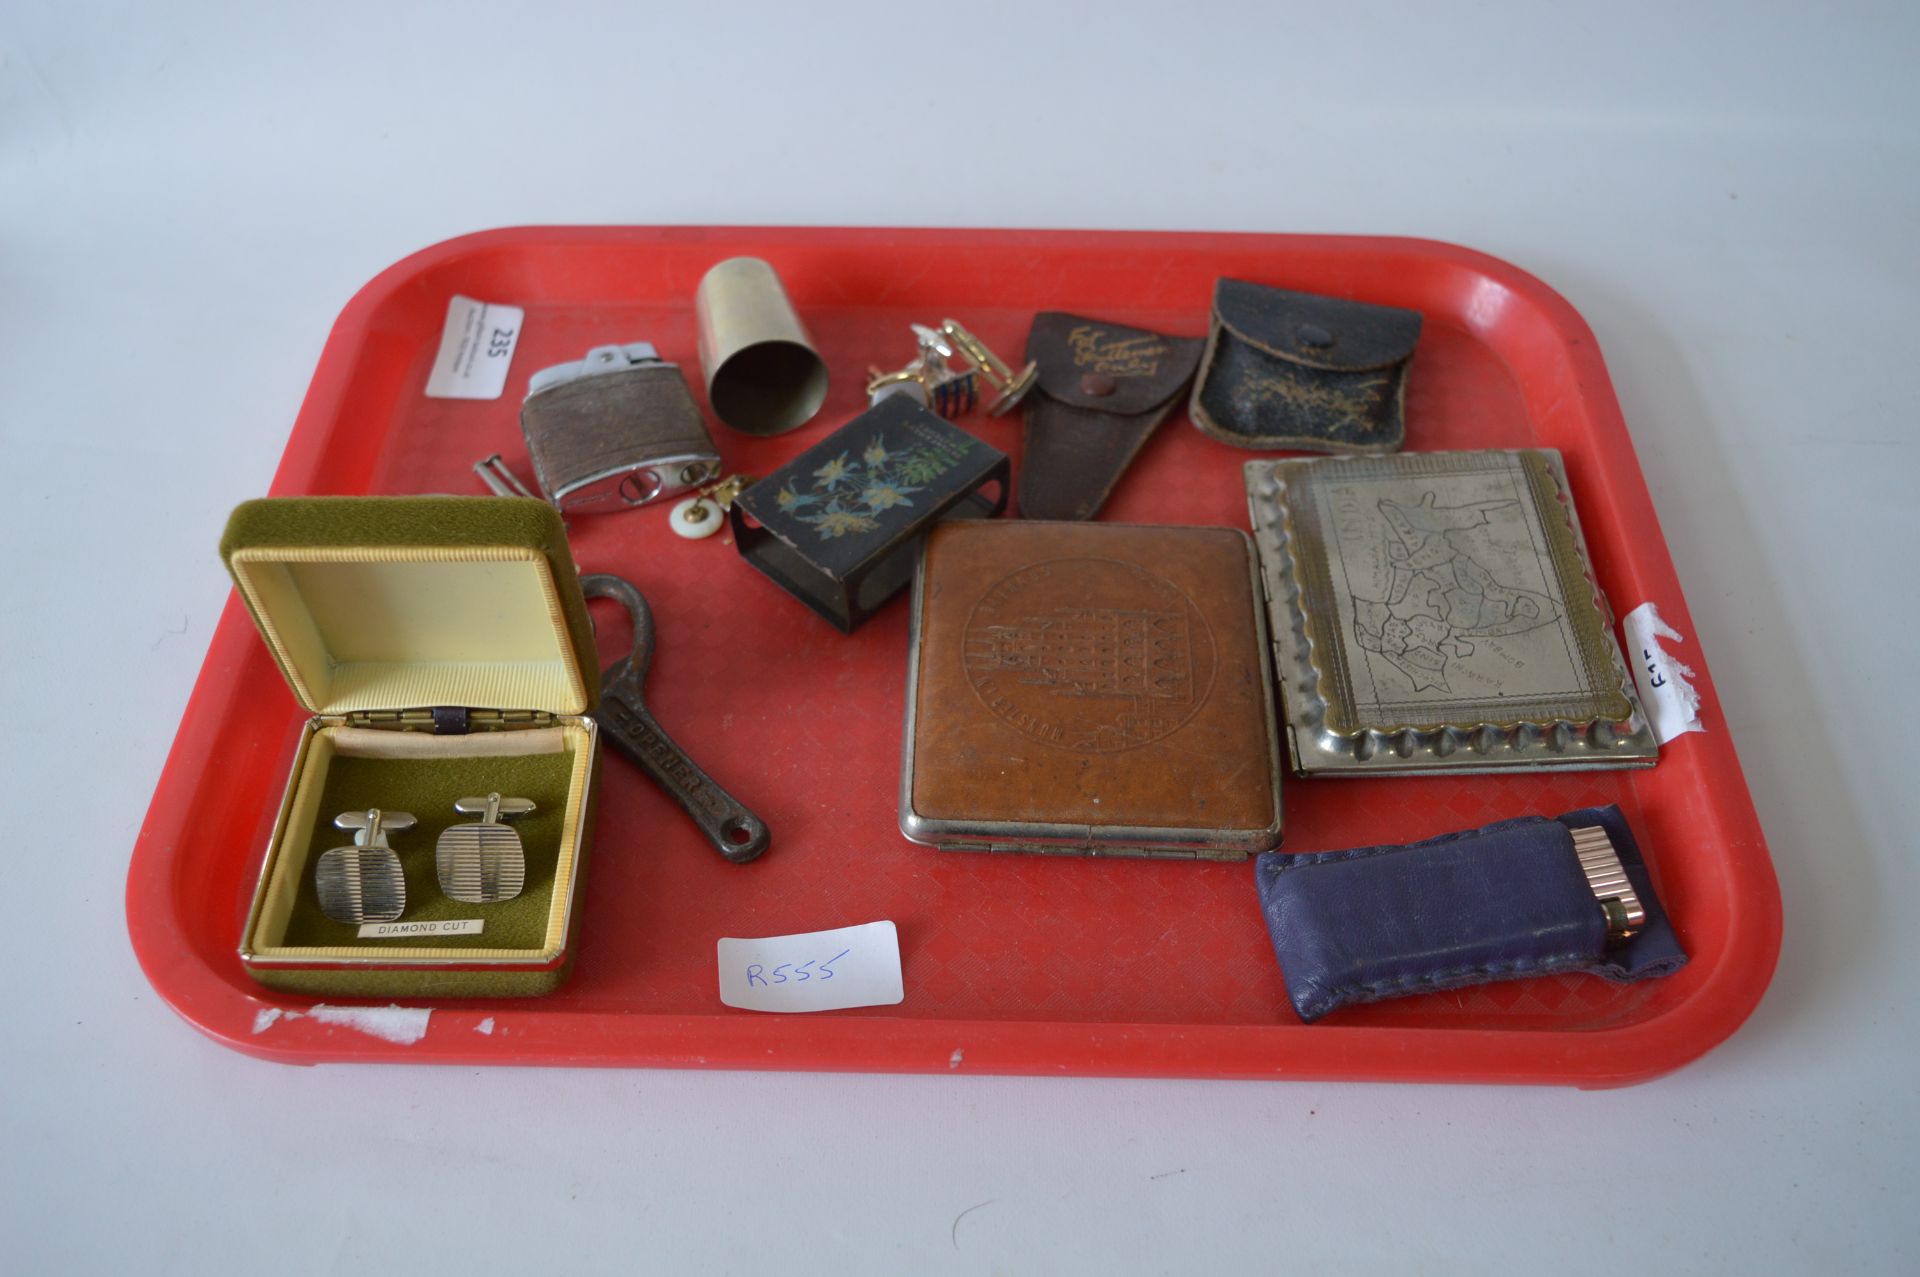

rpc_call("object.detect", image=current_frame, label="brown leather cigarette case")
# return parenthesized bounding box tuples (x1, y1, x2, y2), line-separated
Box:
(899, 520, 1284, 859)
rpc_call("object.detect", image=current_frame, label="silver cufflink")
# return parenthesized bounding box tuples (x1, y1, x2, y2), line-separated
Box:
(436, 793, 535, 903)
(315, 809, 415, 925)
(865, 323, 980, 418)
(864, 320, 1036, 418)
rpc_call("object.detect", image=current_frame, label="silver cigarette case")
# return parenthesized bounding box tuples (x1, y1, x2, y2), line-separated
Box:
(1247, 450, 1658, 775)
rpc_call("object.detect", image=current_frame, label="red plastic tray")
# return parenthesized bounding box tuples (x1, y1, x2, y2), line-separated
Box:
(127, 227, 1780, 1085)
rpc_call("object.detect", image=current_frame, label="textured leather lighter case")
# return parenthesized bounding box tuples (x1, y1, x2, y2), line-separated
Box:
(520, 344, 720, 513)
(1190, 279, 1422, 453)
(1017, 313, 1204, 520)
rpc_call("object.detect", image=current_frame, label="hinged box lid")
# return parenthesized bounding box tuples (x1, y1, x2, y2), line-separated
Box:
(220, 496, 601, 716)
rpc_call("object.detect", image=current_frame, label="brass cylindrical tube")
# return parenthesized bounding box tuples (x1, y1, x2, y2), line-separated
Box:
(694, 257, 829, 436)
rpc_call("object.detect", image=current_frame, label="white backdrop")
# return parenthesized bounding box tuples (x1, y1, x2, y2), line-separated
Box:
(2, 2, 1915, 1272)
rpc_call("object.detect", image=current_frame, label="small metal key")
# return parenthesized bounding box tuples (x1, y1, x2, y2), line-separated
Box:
(582, 573, 771, 864)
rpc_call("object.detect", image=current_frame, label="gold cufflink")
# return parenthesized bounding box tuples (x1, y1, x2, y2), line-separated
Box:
(865, 323, 980, 419)
(939, 318, 1037, 416)
(670, 473, 755, 540)
(1571, 825, 1646, 940)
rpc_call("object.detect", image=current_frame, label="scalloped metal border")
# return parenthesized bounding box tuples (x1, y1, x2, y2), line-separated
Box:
(1245, 453, 1659, 774)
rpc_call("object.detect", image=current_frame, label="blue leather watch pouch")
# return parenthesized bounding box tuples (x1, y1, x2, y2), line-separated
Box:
(1254, 805, 1687, 1022)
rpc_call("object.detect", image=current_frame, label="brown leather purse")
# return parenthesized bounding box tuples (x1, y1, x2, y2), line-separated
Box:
(1016, 313, 1203, 520)
(1189, 279, 1422, 453)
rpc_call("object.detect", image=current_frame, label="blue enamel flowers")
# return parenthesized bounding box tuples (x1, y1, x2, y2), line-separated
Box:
(730, 396, 1009, 632)
(774, 433, 966, 540)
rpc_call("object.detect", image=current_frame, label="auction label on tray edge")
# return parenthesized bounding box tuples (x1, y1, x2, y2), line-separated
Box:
(1623, 601, 1706, 744)
(424, 294, 523, 399)
(717, 921, 904, 1013)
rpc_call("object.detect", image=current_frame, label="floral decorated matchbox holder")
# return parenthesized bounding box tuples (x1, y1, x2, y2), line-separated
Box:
(729, 396, 1009, 632)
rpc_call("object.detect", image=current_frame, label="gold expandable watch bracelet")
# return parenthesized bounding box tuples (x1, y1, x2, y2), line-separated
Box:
(1570, 825, 1647, 941)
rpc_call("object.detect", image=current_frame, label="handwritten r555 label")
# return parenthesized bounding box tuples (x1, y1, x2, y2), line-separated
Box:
(717, 921, 903, 1014)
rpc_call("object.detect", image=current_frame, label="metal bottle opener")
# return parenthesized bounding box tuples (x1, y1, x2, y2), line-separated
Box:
(581, 573, 771, 864)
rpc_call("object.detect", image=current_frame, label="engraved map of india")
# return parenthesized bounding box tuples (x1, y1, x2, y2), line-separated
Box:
(1315, 459, 1594, 721)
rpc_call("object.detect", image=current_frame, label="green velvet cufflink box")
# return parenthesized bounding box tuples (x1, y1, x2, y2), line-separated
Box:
(221, 496, 603, 998)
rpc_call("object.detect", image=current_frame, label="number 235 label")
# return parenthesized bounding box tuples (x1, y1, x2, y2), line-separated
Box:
(424, 294, 523, 400)
(717, 921, 904, 1014)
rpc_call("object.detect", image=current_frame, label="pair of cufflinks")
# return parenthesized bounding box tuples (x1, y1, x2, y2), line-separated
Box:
(863, 319, 1037, 420)
(314, 793, 535, 925)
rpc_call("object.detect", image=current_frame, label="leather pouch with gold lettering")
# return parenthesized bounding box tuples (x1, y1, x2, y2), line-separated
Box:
(1017, 313, 1204, 520)
(1189, 279, 1422, 453)
(899, 520, 1283, 859)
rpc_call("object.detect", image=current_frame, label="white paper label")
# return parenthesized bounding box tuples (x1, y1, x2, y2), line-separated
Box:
(357, 918, 484, 939)
(424, 295, 523, 399)
(1623, 602, 1705, 744)
(716, 921, 903, 1014)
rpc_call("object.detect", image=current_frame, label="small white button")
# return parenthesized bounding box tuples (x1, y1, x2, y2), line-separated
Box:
(670, 497, 724, 539)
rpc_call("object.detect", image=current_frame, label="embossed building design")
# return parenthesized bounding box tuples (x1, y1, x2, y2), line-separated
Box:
(964, 607, 1195, 703)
